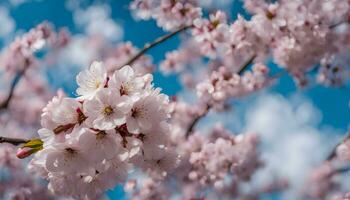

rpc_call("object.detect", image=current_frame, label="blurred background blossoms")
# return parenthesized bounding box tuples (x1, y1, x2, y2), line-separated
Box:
(0, 0, 350, 200)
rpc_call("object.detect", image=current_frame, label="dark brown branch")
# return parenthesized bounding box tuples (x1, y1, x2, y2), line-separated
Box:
(330, 20, 348, 29)
(119, 25, 192, 68)
(237, 54, 256, 75)
(0, 136, 29, 146)
(185, 104, 211, 138)
(0, 68, 27, 111)
(333, 165, 350, 175)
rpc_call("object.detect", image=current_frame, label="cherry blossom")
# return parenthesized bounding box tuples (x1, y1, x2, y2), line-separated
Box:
(126, 89, 170, 134)
(109, 65, 147, 96)
(76, 61, 108, 100)
(84, 88, 131, 130)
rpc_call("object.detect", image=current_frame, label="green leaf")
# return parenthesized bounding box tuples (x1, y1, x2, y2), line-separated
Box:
(22, 139, 43, 148)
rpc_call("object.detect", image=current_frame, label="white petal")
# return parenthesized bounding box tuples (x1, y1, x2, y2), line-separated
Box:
(126, 117, 140, 134)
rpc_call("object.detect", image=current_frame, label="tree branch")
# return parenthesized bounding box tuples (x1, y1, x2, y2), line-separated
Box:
(0, 136, 29, 146)
(119, 25, 192, 68)
(185, 104, 211, 138)
(237, 54, 256, 75)
(0, 68, 27, 111)
(330, 20, 348, 29)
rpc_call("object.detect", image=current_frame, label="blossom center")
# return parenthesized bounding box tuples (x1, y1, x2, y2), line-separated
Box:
(131, 107, 143, 118)
(95, 80, 101, 89)
(103, 106, 114, 116)
(65, 147, 77, 154)
(96, 131, 106, 139)
(120, 83, 133, 95)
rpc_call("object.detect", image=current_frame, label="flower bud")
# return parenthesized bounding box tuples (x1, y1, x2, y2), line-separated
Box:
(16, 147, 35, 159)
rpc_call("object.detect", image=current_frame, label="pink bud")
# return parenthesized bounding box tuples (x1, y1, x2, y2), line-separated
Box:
(16, 147, 34, 159)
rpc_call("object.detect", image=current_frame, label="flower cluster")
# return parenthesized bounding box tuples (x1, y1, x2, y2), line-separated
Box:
(197, 63, 271, 105)
(121, 121, 263, 199)
(191, 11, 229, 58)
(304, 162, 337, 199)
(317, 54, 350, 87)
(160, 44, 200, 75)
(150, 0, 350, 89)
(245, 0, 350, 84)
(29, 62, 177, 199)
(189, 132, 261, 190)
(130, 0, 202, 31)
(0, 22, 56, 73)
(126, 178, 170, 200)
(0, 22, 69, 125)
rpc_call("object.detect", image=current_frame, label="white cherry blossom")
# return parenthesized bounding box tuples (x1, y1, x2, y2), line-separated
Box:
(126, 90, 169, 134)
(84, 88, 131, 130)
(76, 61, 107, 100)
(109, 65, 147, 96)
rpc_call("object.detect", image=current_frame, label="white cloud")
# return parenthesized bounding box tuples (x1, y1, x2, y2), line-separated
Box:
(244, 94, 342, 199)
(59, 35, 99, 67)
(47, 34, 103, 91)
(73, 5, 123, 42)
(0, 7, 15, 39)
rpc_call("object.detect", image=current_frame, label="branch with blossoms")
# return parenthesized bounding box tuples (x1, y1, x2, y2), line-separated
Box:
(185, 54, 256, 138)
(0, 0, 350, 199)
(0, 22, 68, 112)
(0, 68, 27, 110)
(120, 25, 192, 67)
(0, 23, 193, 144)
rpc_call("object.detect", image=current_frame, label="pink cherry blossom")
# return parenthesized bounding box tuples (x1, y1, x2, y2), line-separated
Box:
(84, 88, 131, 130)
(76, 61, 108, 100)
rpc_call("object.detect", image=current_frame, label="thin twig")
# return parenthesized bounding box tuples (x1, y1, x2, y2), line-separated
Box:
(0, 136, 29, 146)
(119, 25, 192, 68)
(0, 68, 27, 111)
(185, 104, 211, 138)
(237, 54, 256, 75)
(330, 20, 347, 29)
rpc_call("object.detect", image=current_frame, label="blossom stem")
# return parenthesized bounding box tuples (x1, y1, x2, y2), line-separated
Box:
(0, 136, 29, 146)
(0, 68, 27, 111)
(119, 25, 193, 68)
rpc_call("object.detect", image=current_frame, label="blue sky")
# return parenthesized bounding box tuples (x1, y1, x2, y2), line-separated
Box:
(1, 0, 349, 199)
